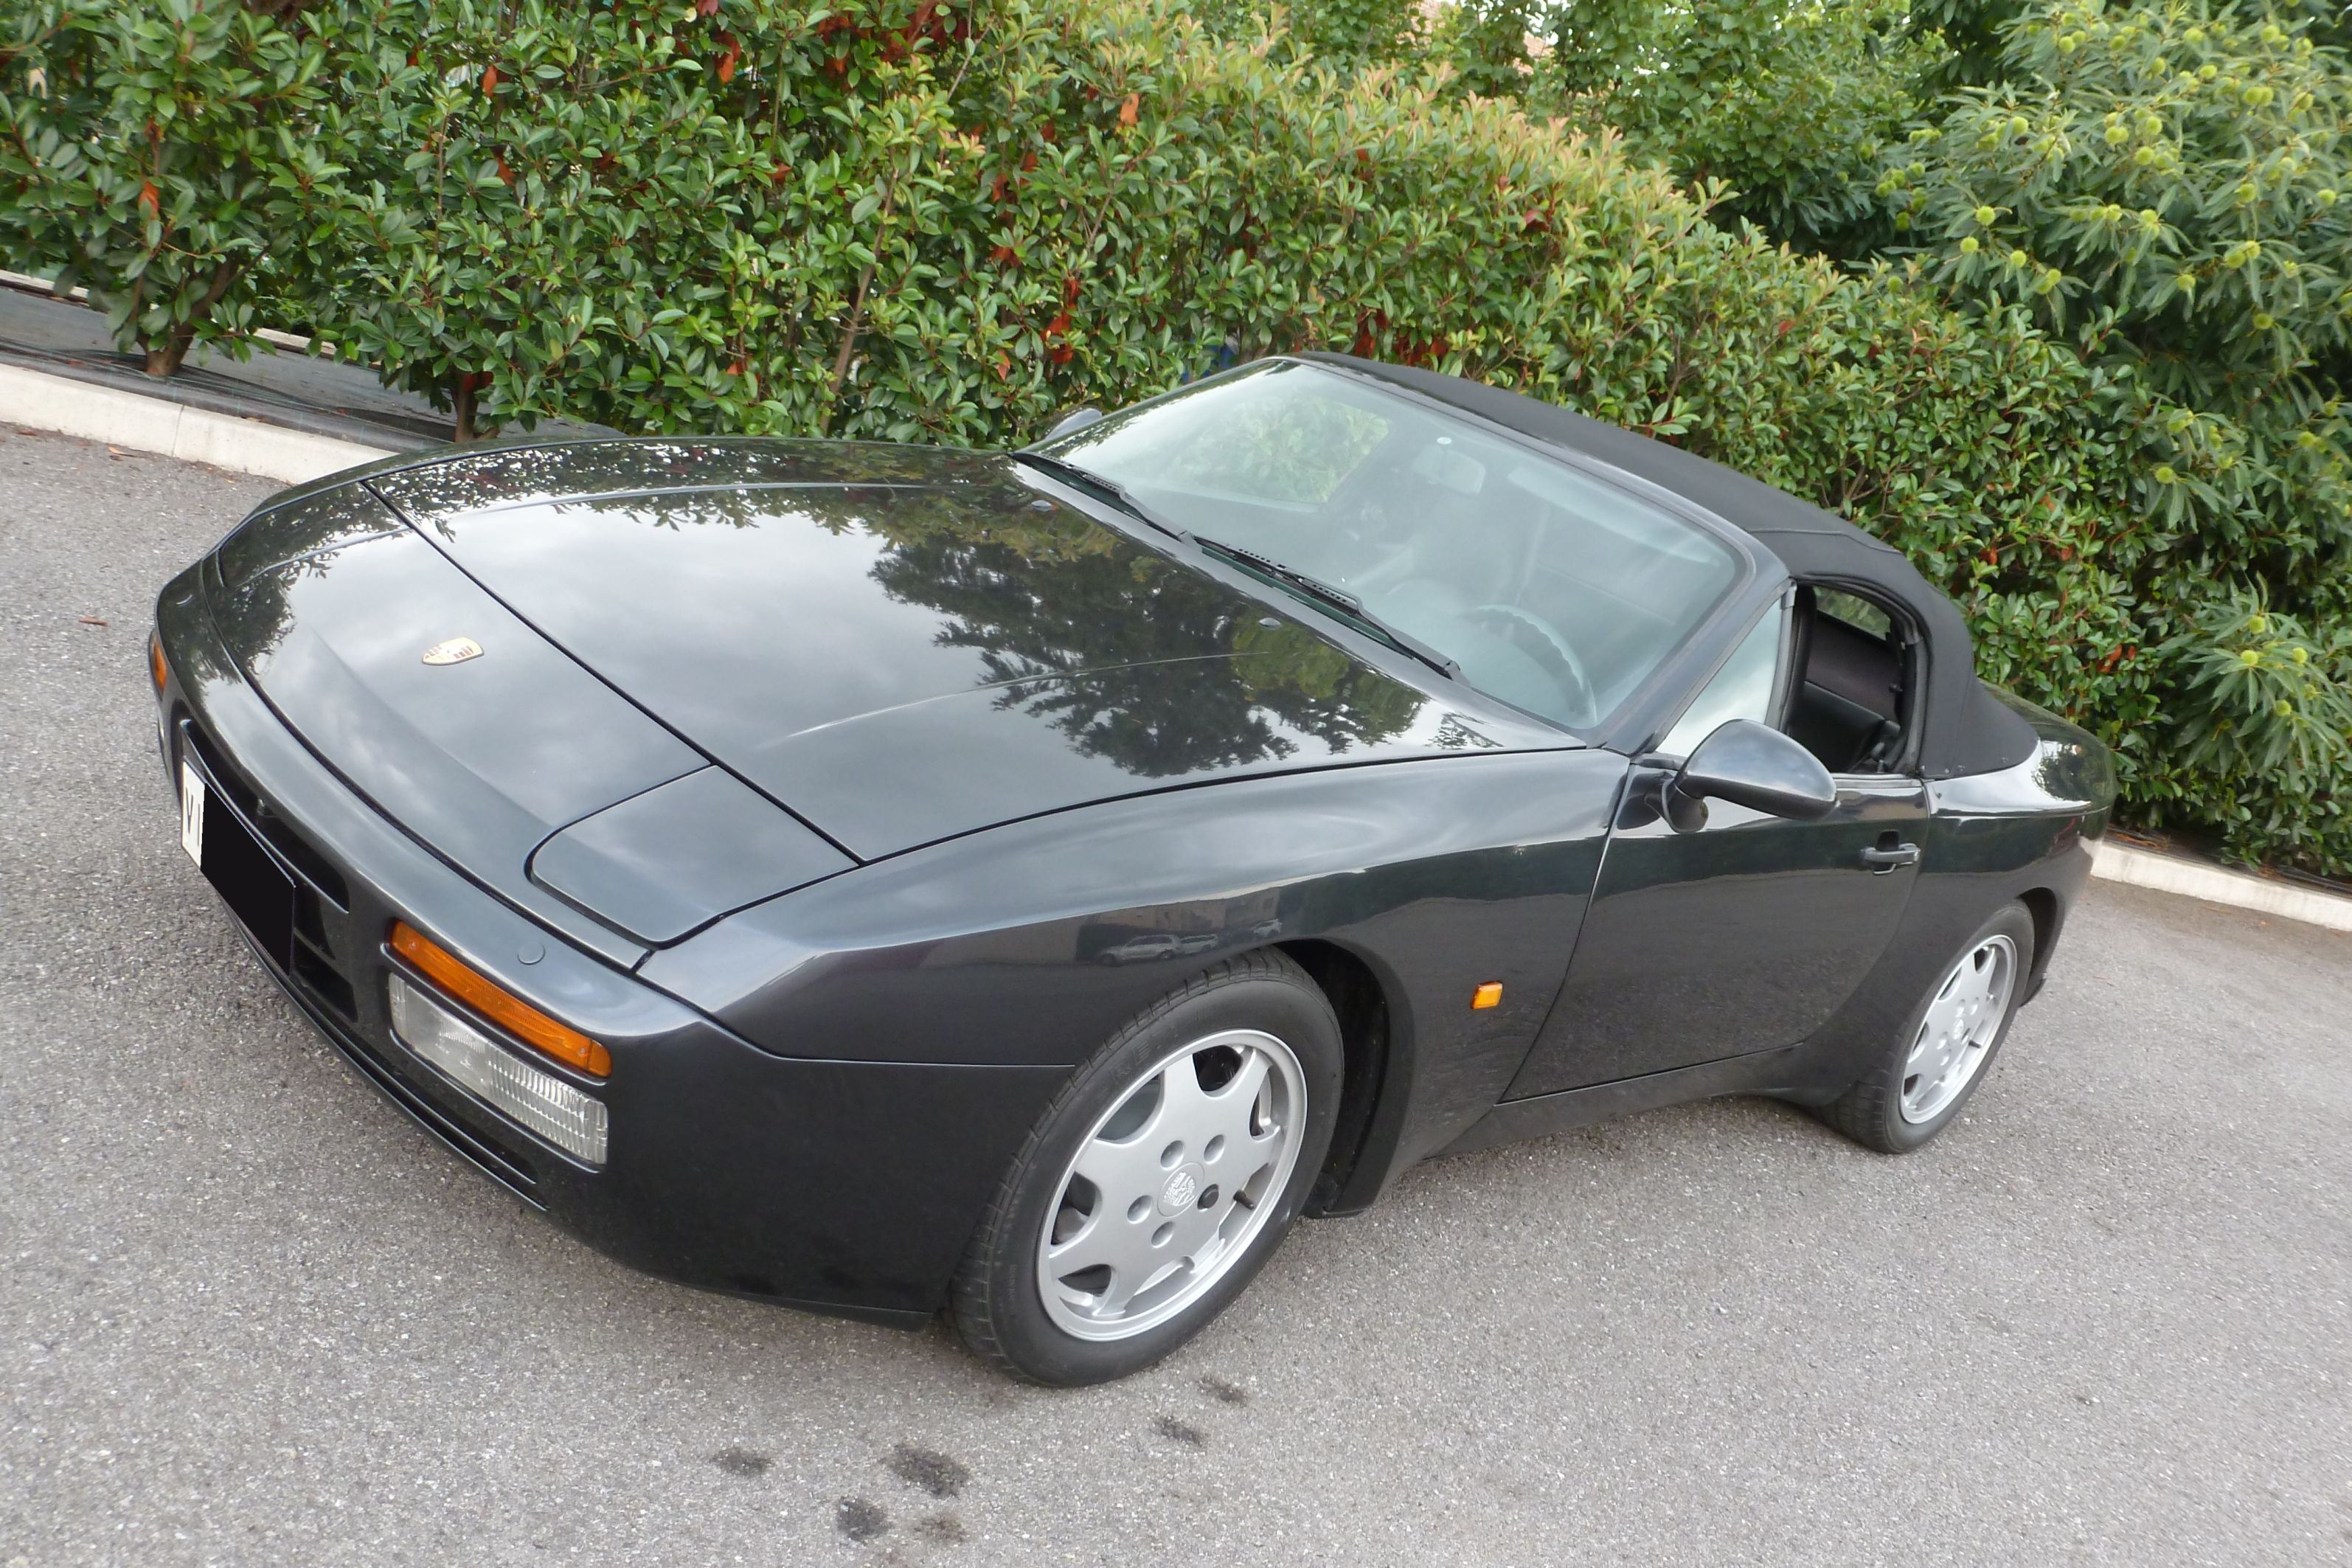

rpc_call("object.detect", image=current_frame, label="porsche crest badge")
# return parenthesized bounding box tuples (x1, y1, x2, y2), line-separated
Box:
(420, 636, 483, 666)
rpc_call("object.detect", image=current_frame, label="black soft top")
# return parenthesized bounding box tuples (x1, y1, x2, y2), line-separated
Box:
(1296, 353, 2035, 780)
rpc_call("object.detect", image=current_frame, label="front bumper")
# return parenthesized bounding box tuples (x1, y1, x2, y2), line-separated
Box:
(153, 562, 1062, 1328)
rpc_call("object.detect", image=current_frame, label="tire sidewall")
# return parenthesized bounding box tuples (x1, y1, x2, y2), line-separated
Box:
(972, 963, 1343, 1386)
(1873, 902, 2038, 1151)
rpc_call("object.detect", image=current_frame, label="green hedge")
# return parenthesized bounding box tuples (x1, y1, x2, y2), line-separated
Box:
(3, 0, 2344, 875)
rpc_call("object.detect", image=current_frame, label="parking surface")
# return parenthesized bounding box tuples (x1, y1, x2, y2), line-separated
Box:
(4, 429, 2349, 1567)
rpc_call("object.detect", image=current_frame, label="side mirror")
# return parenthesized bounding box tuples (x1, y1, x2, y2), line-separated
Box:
(1040, 406, 1105, 442)
(1664, 719, 1838, 832)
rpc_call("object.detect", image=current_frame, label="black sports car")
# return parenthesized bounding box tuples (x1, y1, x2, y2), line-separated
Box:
(150, 353, 2114, 1384)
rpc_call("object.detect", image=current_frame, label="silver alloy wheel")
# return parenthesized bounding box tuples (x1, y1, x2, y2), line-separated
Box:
(1035, 1028, 1306, 1342)
(1900, 934, 2018, 1124)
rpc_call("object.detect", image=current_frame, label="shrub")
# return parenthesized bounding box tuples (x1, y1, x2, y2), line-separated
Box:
(1536, 0, 1954, 255)
(0, 0, 336, 375)
(1881, 0, 2351, 869)
(297, 0, 777, 439)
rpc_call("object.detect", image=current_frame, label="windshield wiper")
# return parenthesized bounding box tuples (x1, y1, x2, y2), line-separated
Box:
(1010, 451, 1190, 543)
(1192, 536, 1461, 682)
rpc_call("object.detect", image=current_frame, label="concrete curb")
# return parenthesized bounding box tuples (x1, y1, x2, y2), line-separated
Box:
(6, 355, 2350, 937)
(2091, 839, 2352, 933)
(0, 361, 391, 484)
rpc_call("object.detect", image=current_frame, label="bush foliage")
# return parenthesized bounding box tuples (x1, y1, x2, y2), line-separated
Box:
(0, 0, 2345, 876)
(0, 0, 337, 375)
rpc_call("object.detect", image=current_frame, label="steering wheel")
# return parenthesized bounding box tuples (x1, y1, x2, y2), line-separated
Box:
(1471, 603, 1598, 726)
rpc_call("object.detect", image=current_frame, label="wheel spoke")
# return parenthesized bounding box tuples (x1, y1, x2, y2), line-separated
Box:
(1211, 1050, 1275, 1153)
(1071, 1127, 1163, 1205)
(1905, 1022, 1942, 1080)
(1047, 1201, 1163, 1305)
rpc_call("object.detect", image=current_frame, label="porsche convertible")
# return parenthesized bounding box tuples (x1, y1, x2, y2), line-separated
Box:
(150, 353, 2113, 1384)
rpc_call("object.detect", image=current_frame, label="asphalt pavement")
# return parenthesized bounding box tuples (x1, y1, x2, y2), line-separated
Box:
(4, 428, 2349, 1567)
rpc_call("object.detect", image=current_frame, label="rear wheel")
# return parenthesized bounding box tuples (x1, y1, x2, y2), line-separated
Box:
(1817, 902, 2035, 1153)
(950, 951, 1342, 1385)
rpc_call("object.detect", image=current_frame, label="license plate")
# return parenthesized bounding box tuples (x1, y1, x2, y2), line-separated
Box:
(179, 758, 296, 967)
(179, 761, 207, 865)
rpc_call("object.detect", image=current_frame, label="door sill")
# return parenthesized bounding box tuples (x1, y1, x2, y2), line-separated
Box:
(1437, 1046, 1803, 1158)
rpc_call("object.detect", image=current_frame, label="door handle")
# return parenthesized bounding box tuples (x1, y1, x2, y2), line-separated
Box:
(1861, 842, 1921, 873)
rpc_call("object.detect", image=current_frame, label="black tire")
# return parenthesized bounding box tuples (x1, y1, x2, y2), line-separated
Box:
(949, 951, 1343, 1386)
(1817, 901, 2036, 1154)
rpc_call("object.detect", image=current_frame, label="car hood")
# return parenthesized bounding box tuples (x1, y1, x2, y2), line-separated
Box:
(223, 439, 1567, 881)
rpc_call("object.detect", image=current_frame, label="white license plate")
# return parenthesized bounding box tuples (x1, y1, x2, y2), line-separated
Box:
(179, 760, 206, 867)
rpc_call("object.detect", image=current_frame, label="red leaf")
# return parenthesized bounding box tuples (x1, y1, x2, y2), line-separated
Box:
(494, 154, 514, 184)
(994, 351, 1011, 381)
(482, 63, 499, 94)
(989, 243, 1015, 265)
(717, 45, 738, 82)
(769, 162, 791, 185)
(1050, 344, 1074, 364)
(1045, 311, 1071, 338)
(988, 172, 1008, 201)
(1020, 150, 1038, 173)
(136, 179, 159, 218)
(1117, 93, 1139, 127)
(1062, 274, 1080, 305)
(696, 0, 721, 13)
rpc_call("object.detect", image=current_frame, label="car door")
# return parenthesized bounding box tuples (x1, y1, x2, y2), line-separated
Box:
(1502, 593, 1928, 1100)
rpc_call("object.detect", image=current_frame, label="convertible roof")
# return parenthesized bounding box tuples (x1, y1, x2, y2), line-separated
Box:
(1293, 353, 2034, 780)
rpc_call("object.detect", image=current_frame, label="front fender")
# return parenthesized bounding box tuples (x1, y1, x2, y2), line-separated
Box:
(640, 748, 1626, 1182)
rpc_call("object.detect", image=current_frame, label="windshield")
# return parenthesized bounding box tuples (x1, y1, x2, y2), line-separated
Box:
(1040, 360, 1741, 731)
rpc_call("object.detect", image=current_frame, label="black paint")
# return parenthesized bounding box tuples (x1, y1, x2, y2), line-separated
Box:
(151, 372, 2113, 1335)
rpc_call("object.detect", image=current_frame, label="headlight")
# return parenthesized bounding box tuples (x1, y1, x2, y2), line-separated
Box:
(388, 971, 608, 1165)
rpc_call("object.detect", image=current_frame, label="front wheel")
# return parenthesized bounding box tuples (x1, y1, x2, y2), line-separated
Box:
(1816, 901, 2036, 1154)
(949, 951, 1342, 1385)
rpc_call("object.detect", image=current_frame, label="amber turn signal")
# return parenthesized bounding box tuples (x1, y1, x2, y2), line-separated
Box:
(149, 630, 168, 692)
(389, 921, 611, 1077)
(1471, 982, 1503, 1010)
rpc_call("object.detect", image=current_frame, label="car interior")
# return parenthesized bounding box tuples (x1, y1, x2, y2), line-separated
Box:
(1783, 585, 1914, 774)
